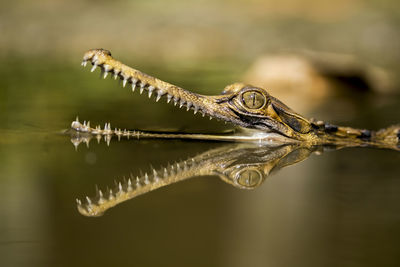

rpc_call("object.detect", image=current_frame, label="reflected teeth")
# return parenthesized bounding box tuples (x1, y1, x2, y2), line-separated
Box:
(127, 178, 133, 190)
(90, 64, 97, 72)
(167, 94, 172, 103)
(122, 79, 127, 87)
(76, 153, 200, 215)
(81, 61, 87, 67)
(109, 189, 114, 200)
(103, 72, 108, 79)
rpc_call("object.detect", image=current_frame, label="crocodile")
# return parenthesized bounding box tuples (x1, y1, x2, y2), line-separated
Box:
(71, 49, 400, 150)
(76, 142, 323, 217)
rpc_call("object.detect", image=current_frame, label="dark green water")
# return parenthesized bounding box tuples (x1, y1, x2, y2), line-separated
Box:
(1, 59, 400, 267)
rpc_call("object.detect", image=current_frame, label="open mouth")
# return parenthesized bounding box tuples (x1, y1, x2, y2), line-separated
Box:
(70, 49, 296, 144)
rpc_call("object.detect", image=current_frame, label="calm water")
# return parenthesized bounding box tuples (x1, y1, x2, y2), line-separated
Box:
(1, 59, 400, 267)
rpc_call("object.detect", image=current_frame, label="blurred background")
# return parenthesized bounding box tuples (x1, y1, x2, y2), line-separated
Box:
(2, 0, 400, 64)
(1, 0, 400, 267)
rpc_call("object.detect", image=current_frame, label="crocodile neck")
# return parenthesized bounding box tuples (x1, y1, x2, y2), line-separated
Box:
(75, 49, 400, 150)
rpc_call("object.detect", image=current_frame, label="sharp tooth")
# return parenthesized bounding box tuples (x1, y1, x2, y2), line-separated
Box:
(186, 102, 192, 111)
(90, 64, 97, 72)
(156, 92, 162, 102)
(193, 106, 199, 114)
(81, 61, 87, 67)
(209, 116, 212, 120)
(114, 73, 119, 79)
(179, 101, 185, 108)
(86, 196, 92, 205)
(76, 198, 82, 205)
(122, 79, 127, 87)
(174, 98, 179, 106)
(167, 94, 172, 103)
(131, 79, 138, 92)
(140, 83, 146, 94)
(148, 86, 155, 98)
(71, 118, 81, 130)
(103, 71, 108, 79)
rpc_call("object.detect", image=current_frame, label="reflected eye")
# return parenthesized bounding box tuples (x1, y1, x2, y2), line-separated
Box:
(236, 169, 262, 188)
(242, 90, 266, 109)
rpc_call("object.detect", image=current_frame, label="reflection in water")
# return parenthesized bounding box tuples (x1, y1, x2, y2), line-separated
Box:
(71, 132, 335, 217)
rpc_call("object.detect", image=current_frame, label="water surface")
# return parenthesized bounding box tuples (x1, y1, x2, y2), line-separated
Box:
(1, 58, 400, 267)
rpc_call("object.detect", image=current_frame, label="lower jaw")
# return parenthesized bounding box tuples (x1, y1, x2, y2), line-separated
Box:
(68, 117, 299, 147)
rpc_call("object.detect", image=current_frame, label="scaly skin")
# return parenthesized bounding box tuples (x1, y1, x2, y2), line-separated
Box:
(73, 49, 400, 150)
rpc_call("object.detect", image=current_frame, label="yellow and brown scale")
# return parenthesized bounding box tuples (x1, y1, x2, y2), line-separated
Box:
(71, 49, 400, 150)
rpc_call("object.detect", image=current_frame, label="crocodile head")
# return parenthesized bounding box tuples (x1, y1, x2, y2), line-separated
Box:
(82, 49, 316, 142)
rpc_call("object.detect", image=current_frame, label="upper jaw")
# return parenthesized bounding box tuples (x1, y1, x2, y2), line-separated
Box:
(82, 49, 245, 127)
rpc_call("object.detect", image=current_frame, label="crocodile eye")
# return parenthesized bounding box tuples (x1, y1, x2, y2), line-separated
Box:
(242, 90, 266, 109)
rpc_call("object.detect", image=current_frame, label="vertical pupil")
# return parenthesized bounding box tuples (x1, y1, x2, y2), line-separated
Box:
(237, 169, 262, 187)
(242, 90, 265, 109)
